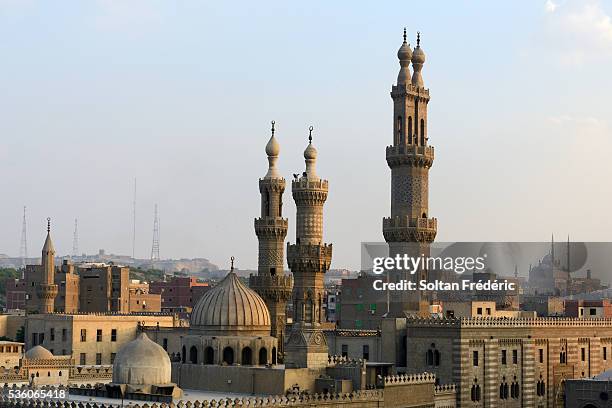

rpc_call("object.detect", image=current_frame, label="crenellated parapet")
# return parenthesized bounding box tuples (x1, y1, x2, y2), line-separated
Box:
(328, 355, 367, 367)
(391, 83, 430, 100)
(383, 216, 437, 243)
(259, 177, 286, 193)
(249, 274, 293, 302)
(406, 316, 612, 328)
(254, 218, 289, 237)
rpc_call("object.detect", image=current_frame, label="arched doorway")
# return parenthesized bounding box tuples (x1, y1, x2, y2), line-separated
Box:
(189, 346, 198, 364)
(204, 346, 214, 364)
(271, 347, 277, 364)
(241, 347, 252, 365)
(222, 347, 234, 365)
(181, 345, 186, 363)
(259, 347, 267, 365)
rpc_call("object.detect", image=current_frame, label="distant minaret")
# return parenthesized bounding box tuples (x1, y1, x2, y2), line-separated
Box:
(249, 121, 293, 357)
(383, 30, 436, 313)
(37, 218, 58, 313)
(285, 127, 332, 369)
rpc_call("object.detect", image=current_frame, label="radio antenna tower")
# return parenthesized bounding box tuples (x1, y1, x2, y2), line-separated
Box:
(19, 206, 28, 271)
(72, 218, 79, 259)
(132, 178, 137, 260)
(151, 204, 160, 262)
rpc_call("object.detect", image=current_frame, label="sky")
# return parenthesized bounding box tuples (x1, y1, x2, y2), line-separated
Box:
(1, 0, 611, 271)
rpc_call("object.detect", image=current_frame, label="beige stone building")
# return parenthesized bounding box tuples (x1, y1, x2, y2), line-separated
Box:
(0, 341, 24, 369)
(25, 313, 179, 366)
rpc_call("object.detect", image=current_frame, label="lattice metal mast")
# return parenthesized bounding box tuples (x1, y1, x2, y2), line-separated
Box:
(151, 204, 160, 261)
(132, 178, 136, 260)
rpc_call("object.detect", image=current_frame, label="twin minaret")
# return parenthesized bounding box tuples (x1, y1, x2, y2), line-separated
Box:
(383, 30, 437, 314)
(251, 124, 332, 368)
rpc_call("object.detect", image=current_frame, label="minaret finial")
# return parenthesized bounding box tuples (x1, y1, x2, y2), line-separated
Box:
(308, 126, 313, 144)
(271, 120, 275, 137)
(403, 27, 407, 43)
(230, 256, 235, 271)
(47, 217, 51, 233)
(417, 31, 421, 47)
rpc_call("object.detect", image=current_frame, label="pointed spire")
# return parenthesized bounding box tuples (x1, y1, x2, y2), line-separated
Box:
(47, 217, 50, 233)
(403, 27, 407, 43)
(42, 218, 54, 254)
(230, 256, 235, 272)
(264, 120, 281, 179)
(417, 31, 421, 47)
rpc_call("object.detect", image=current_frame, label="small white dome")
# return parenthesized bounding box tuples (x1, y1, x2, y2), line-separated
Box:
(25, 345, 54, 360)
(265, 134, 280, 157)
(112, 333, 171, 385)
(412, 46, 426, 64)
(304, 142, 317, 160)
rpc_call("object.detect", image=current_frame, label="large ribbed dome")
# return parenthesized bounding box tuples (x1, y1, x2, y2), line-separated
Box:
(113, 333, 171, 385)
(190, 270, 271, 336)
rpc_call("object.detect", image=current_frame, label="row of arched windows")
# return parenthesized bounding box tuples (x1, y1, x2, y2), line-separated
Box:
(396, 116, 426, 146)
(536, 379, 546, 396)
(182, 345, 277, 366)
(499, 377, 520, 400)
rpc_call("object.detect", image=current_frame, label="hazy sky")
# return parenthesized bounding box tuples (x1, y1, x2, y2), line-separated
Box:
(1, 0, 611, 271)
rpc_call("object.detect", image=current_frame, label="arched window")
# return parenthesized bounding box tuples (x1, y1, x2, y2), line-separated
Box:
(204, 346, 214, 365)
(259, 347, 268, 365)
(408, 117, 413, 144)
(426, 349, 433, 366)
(241, 347, 253, 365)
(223, 347, 234, 365)
(181, 345, 186, 363)
(305, 295, 313, 323)
(265, 191, 270, 217)
(398, 116, 403, 145)
(434, 349, 440, 366)
(59, 371, 62, 377)
(189, 346, 198, 364)
(272, 347, 277, 365)
(471, 379, 481, 402)
(420, 119, 425, 145)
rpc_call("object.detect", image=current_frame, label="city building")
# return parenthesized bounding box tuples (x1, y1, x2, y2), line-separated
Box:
(149, 276, 210, 312)
(0, 341, 24, 369)
(565, 370, 612, 408)
(565, 300, 612, 319)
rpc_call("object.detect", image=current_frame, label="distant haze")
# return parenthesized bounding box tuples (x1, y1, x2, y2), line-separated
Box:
(1, 1, 611, 271)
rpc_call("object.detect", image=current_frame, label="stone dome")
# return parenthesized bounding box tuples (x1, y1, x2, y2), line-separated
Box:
(25, 345, 53, 360)
(112, 333, 171, 385)
(265, 134, 280, 157)
(412, 45, 426, 64)
(304, 142, 317, 160)
(190, 269, 271, 336)
(397, 41, 412, 62)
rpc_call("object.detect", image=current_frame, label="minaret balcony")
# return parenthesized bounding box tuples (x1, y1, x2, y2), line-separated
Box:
(383, 216, 437, 243)
(254, 218, 288, 236)
(291, 178, 328, 191)
(286, 243, 333, 272)
(386, 145, 434, 167)
(391, 84, 430, 100)
(249, 274, 294, 300)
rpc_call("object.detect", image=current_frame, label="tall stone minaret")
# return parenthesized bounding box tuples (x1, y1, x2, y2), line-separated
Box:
(249, 121, 293, 357)
(285, 127, 332, 369)
(383, 31, 437, 314)
(37, 218, 58, 313)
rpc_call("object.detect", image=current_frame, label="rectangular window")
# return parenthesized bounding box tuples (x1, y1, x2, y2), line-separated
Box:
(96, 329, 102, 342)
(476, 307, 482, 315)
(582, 347, 586, 361)
(163, 338, 168, 351)
(473, 351, 479, 366)
(32, 333, 37, 346)
(80, 353, 86, 365)
(50, 328, 55, 342)
(501, 349, 507, 365)
(486, 307, 491, 315)
(362, 345, 370, 360)
(96, 353, 102, 365)
(80, 329, 87, 342)
(539, 348, 544, 363)
(369, 303, 377, 311)
(111, 329, 117, 342)
(62, 329, 67, 342)
(513, 349, 518, 364)
(39, 333, 44, 344)
(341, 344, 348, 357)
(590, 308, 597, 316)
(111, 353, 116, 364)
(604, 347, 608, 361)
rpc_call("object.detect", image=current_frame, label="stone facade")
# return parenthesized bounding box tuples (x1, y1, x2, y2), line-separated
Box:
(25, 313, 179, 365)
(249, 123, 293, 356)
(285, 130, 333, 369)
(402, 317, 612, 407)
